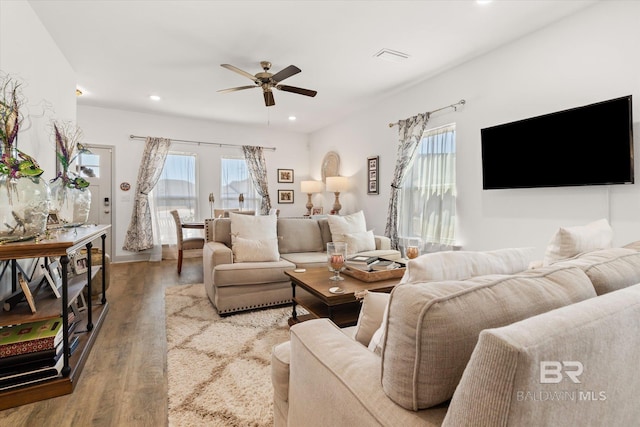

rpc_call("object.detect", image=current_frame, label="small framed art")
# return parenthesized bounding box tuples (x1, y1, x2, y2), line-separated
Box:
(46, 212, 60, 229)
(278, 189, 294, 204)
(312, 207, 324, 215)
(367, 156, 379, 195)
(73, 253, 89, 275)
(278, 169, 294, 183)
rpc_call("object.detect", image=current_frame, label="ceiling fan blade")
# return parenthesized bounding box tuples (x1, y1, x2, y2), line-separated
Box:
(221, 64, 259, 82)
(217, 85, 258, 94)
(264, 90, 275, 107)
(271, 65, 301, 83)
(276, 85, 317, 97)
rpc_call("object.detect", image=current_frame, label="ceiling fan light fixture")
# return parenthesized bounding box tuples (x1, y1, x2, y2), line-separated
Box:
(219, 61, 317, 107)
(374, 48, 410, 63)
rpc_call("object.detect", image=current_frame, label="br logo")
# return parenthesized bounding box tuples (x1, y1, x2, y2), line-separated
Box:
(540, 361, 583, 384)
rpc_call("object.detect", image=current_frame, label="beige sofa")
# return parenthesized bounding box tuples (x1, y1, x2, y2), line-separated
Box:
(272, 244, 640, 426)
(203, 216, 400, 314)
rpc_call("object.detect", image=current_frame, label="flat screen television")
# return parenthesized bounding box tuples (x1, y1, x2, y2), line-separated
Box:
(481, 95, 634, 190)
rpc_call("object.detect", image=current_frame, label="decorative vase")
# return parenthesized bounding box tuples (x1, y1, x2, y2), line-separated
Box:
(0, 175, 50, 242)
(49, 179, 92, 227)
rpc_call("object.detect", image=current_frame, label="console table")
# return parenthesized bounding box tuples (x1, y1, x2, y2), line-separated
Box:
(0, 224, 110, 409)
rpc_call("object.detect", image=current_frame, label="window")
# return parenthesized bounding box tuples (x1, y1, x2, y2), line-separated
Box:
(220, 157, 260, 211)
(398, 123, 456, 252)
(153, 152, 198, 244)
(76, 152, 100, 178)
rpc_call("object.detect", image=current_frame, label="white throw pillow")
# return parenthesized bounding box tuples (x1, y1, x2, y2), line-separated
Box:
(230, 213, 279, 262)
(353, 291, 390, 346)
(230, 212, 277, 239)
(543, 218, 613, 266)
(231, 236, 280, 262)
(342, 230, 376, 254)
(368, 304, 389, 356)
(327, 211, 369, 251)
(399, 247, 536, 284)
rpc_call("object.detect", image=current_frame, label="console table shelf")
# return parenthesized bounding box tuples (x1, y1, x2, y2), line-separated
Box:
(0, 224, 110, 410)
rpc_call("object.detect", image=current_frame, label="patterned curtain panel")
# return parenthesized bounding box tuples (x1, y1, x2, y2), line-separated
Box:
(123, 136, 171, 251)
(384, 113, 430, 250)
(242, 145, 272, 215)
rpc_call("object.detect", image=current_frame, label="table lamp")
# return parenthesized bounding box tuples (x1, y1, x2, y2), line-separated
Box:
(300, 180, 324, 216)
(326, 176, 348, 215)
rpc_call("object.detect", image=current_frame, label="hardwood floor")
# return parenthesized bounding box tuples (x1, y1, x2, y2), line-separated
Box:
(1, 257, 203, 426)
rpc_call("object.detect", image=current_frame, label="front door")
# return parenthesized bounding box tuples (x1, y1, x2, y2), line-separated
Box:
(77, 145, 114, 256)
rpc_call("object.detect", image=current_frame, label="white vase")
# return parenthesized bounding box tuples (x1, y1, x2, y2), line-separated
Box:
(0, 176, 50, 241)
(50, 179, 92, 226)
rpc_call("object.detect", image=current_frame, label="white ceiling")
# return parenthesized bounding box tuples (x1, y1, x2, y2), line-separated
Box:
(28, 0, 597, 134)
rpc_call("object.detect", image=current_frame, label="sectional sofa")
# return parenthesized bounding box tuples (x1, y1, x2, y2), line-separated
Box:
(203, 212, 400, 314)
(272, 220, 640, 426)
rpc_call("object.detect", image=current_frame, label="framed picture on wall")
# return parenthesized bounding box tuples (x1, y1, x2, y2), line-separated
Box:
(277, 169, 294, 183)
(312, 207, 324, 215)
(367, 156, 379, 195)
(278, 189, 294, 204)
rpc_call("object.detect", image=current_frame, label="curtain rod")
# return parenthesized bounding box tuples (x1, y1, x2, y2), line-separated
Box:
(128, 135, 277, 151)
(388, 99, 466, 128)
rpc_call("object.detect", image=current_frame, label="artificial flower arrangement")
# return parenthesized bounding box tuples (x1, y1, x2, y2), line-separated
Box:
(0, 73, 49, 240)
(0, 74, 44, 181)
(51, 120, 90, 189)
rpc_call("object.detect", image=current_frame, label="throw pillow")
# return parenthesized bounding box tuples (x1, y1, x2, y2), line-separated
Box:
(381, 265, 597, 410)
(231, 236, 280, 262)
(230, 213, 279, 262)
(327, 211, 375, 254)
(353, 291, 390, 346)
(342, 230, 376, 255)
(543, 218, 613, 266)
(230, 212, 277, 240)
(399, 247, 536, 284)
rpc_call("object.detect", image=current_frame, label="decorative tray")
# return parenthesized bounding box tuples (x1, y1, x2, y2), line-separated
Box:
(343, 266, 405, 282)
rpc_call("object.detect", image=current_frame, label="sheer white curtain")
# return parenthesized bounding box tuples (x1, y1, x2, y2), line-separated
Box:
(151, 152, 198, 260)
(220, 157, 260, 211)
(398, 123, 456, 252)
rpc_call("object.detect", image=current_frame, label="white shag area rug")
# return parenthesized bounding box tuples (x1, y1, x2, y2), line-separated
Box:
(165, 283, 292, 427)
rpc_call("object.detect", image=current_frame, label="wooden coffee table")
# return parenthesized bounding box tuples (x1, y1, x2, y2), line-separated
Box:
(286, 267, 400, 327)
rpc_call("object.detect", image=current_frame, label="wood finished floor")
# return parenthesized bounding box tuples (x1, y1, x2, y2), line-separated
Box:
(1, 257, 203, 426)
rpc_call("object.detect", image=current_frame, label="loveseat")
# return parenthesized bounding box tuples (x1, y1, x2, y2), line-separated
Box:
(272, 219, 640, 426)
(203, 212, 400, 314)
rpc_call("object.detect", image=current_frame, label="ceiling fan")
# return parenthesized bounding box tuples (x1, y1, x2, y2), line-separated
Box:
(218, 61, 317, 107)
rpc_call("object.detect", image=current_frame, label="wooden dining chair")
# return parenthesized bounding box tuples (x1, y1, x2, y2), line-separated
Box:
(170, 210, 205, 274)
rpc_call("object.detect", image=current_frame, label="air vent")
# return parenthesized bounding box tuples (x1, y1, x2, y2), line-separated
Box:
(374, 48, 410, 63)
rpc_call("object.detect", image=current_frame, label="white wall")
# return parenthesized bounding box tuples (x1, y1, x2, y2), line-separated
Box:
(0, 0, 76, 298)
(0, 0, 76, 175)
(77, 105, 310, 261)
(309, 1, 640, 259)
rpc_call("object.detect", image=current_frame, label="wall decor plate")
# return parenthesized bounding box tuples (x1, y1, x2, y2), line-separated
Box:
(321, 151, 340, 183)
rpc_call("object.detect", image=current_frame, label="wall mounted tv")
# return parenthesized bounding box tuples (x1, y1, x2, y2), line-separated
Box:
(481, 95, 634, 190)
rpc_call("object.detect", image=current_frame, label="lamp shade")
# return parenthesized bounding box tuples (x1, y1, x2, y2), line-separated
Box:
(301, 180, 324, 194)
(326, 176, 348, 192)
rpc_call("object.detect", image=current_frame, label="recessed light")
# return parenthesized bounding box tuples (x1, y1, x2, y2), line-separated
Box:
(149, 95, 161, 101)
(476, 0, 493, 4)
(288, 116, 296, 121)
